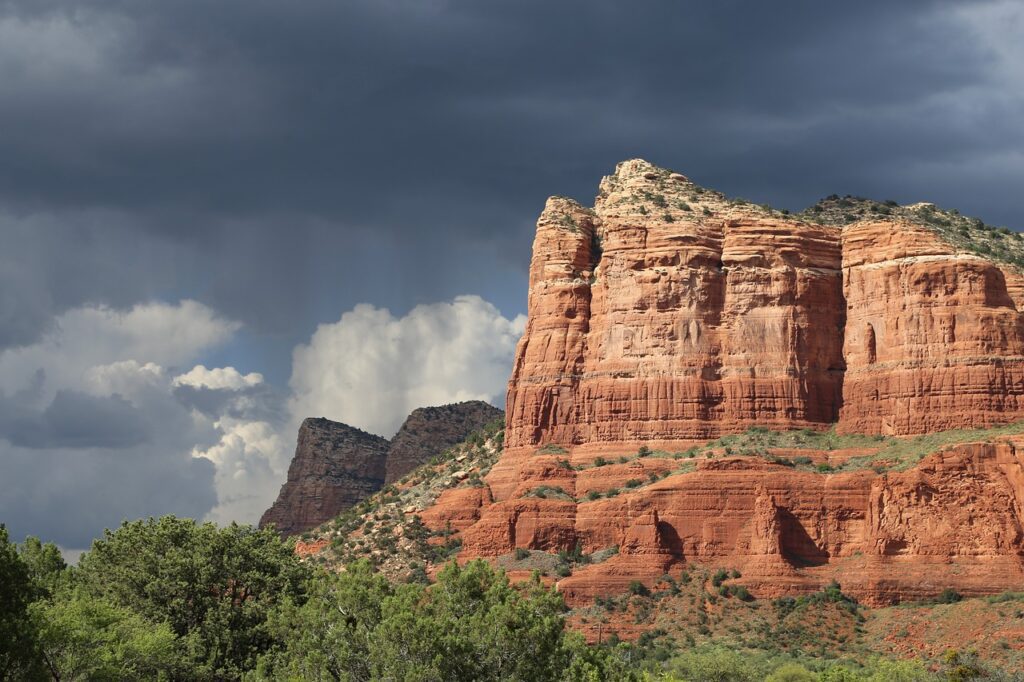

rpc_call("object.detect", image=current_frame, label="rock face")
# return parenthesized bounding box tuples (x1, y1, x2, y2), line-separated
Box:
(839, 220, 1024, 434)
(505, 159, 1024, 448)
(453, 440, 1024, 607)
(429, 159, 1024, 607)
(259, 418, 389, 537)
(262, 402, 503, 536)
(385, 401, 504, 483)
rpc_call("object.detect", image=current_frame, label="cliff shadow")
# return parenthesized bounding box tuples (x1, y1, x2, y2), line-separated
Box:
(778, 508, 829, 567)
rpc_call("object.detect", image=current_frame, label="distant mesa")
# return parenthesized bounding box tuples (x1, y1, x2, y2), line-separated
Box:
(260, 400, 501, 536)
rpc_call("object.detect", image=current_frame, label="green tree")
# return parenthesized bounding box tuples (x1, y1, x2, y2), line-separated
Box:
(31, 591, 178, 681)
(1, 525, 45, 680)
(18, 537, 67, 598)
(765, 663, 817, 682)
(863, 659, 934, 682)
(663, 647, 761, 682)
(74, 516, 310, 680)
(255, 559, 631, 682)
(256, 559, 393, 681)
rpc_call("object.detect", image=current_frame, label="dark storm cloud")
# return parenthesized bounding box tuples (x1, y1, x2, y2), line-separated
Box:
(3, 389, 152, 449)
(0, 445, 217, 549)
(1, 0, 1021, 352)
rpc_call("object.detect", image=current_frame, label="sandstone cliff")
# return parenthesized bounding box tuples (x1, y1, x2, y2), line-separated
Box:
(259, 418, 389, 537)
(465, 159, 1024, 606)
(505, 159, 1024, 448)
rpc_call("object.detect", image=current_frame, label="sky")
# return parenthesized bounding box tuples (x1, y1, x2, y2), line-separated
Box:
(1, 0, 1022, 553)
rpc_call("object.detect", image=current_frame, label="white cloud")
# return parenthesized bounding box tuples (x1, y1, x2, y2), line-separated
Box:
(173, 364, 264, 391)
(85, 360, 167, 397)
(288, 295, 524, 437)
(191, 417, 284, 526)
(0, 300, 239, 394)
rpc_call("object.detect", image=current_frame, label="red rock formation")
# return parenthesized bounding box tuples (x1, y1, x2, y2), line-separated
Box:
(457, 157, 1024, 604)
(458, 440, 1024, 606)
(505, 159, 1024, 447)
(260, 418, 389, 537)
(839, 220, 1024, 434)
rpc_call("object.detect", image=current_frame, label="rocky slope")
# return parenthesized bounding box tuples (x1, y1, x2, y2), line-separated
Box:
(385, 401, 503, 483)
(261, 402, 502, 536)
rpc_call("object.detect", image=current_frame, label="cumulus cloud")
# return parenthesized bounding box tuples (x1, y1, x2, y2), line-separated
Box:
(191, 418, 286, 526)
(0, 300, 239, 392)
(288, 295, 524, 437)
(173, 365, 264, 390)
(0, 300, 242, 549)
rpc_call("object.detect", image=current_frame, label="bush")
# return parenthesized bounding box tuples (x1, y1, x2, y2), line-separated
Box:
(514, 547, 531, 561)
(711, 569, 729, 587)
(638, 445, 652, 457)
(936, 588, 962, 604)
(765, 663, 816, 682)
(625, 479, 642, 489)
(628, 580, 650, 597)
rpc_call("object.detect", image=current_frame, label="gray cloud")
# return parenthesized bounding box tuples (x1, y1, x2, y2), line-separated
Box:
(0, 445, 216, 549)
(4, 389, 152, 450)
(1, 1, 1021, 351)
(172, 383, 283, 422)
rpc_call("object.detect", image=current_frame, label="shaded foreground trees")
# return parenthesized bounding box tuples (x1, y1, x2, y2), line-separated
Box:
(0, 517, 625, 681)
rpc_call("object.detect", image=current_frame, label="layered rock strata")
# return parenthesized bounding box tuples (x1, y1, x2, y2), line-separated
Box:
(452, 439, 1024, 606)
(505, 159, 1024, 447)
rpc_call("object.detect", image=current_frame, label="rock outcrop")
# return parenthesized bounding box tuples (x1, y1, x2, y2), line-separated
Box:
(385, 401, 504, 483)
(262, 402, 503, 536)
(505, 159, 1024, 448)
(448, 159, 1024, 606)
(259, 418, 389, 537)
(454, 439, 1024, 606)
